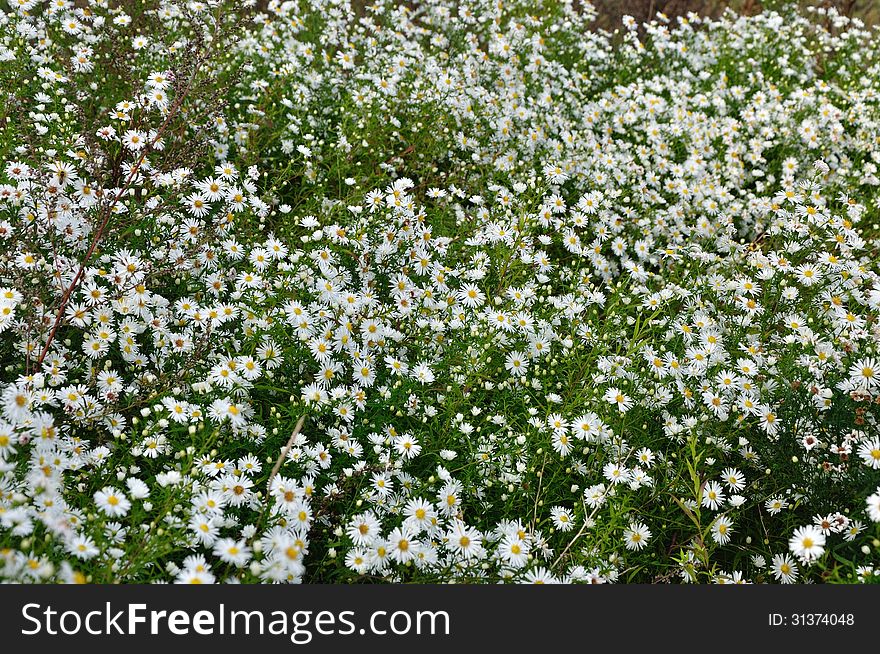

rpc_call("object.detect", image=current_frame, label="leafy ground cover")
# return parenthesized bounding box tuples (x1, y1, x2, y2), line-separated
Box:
(1, 0, 879, 583)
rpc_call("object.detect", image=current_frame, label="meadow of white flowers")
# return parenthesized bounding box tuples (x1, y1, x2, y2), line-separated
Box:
(1, 0, 879, 584)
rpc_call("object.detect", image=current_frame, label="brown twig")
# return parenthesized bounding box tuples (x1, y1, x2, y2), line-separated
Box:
(266, 414, 307, 493)
(31, 55, 207, 371)
(247, 414, 308, 546)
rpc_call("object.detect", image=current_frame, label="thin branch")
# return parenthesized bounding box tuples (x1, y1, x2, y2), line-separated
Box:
(32, 51, 209, 369)
(266, 414, 307, 493)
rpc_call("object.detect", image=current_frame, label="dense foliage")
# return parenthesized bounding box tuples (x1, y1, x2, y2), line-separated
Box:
(1, 0, 879, 583)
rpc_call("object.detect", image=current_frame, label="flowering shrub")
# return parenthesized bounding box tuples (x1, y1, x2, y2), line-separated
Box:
(0, 0, 879, 584)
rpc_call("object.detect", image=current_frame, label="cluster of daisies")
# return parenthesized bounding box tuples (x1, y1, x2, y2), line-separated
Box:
(0, 0, 878, 584)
